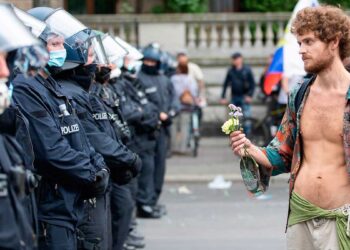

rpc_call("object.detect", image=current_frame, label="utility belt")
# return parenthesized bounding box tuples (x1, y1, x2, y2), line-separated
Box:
(0, 167, 40, 199)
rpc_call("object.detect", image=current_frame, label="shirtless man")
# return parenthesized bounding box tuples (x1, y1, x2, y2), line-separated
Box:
(230, 6, 350, 249)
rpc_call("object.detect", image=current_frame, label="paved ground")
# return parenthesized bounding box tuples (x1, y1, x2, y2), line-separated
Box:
(139, 182, 289, 250)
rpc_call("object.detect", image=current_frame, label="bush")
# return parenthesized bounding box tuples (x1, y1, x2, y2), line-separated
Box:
(152, 0, 208, 13)
(242, 0, 350, 12)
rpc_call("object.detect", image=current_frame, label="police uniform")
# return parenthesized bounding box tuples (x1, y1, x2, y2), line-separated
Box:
(92, 80, 141, 250)
(0, 133, 36, 250)
(56, 69, 140, 250)
(0, 105, 39, 245)
(137, 69, 177, 206)
(12, 73, 106, 250)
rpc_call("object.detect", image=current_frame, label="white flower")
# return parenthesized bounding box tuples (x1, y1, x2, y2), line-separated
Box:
(221, 118, 239, 134)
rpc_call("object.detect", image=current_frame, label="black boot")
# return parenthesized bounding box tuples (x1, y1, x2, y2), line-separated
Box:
(136, 205, 162, 219)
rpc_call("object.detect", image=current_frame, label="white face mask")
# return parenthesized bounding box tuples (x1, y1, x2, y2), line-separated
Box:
(0, 78, 10, 115)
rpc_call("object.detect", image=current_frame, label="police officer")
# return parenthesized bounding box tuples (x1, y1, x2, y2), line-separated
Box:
(109, 58, 160, 248)
(58, 48, 141, 250)
(92, 54, 141, 250)
(137, 45, 178, 217)
(13, 8, 109, 249)
(0, 4, 47, 249)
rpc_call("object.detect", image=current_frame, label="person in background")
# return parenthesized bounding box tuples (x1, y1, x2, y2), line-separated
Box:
(220, 52, 255, 134)
(170, 61, 198, 154)
(176, 51, 206, 115)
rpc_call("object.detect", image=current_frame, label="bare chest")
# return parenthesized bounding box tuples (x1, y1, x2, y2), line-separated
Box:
(300, 94, 346, 142)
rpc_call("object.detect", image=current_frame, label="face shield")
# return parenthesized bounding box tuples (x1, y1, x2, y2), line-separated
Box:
(0, 4, 41, 53)
(89, 35, 109, 66)
(114, 36, 143, 61)
(0, 4, 45, 113)
(13, 6, 46, 39)
(44, 9, 92, 68)
(102, 34, 128, 63)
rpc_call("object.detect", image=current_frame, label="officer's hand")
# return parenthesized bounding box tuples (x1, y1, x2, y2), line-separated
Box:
(230, 131, 252, 156)
(131, 154, 142, 177)
(92, 168, 110, 196)
(111, 169, 133, 185)
(159, 112, 168, 121)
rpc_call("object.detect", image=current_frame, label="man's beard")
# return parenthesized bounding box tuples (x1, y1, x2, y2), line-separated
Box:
(304, 49, 334, 74)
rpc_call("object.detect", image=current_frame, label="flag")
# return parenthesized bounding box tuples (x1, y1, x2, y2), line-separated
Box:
(263, 0, 319, 95)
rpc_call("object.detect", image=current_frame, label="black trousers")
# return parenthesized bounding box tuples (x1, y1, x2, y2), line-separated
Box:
(77, 191, 110, 250)
(136, 148, 156, 206)
(153, 127, 169, 205)
(110, 183, 134, 250)
(38, 223, 76, 250)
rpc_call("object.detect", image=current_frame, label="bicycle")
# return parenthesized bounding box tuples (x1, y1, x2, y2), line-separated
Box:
(182, 105, 200, 157)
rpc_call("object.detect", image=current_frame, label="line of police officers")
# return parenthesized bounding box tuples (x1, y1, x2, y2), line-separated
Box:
(0, 4, 179, 250)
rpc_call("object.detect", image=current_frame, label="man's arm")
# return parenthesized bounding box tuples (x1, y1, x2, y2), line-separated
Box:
(221, 69, 231, 101)
(246, 67, 255, 97)
(191, 63, 206, 96)
(230, 106, 295, 175)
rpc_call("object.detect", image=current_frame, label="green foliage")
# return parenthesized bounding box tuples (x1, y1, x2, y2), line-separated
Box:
(152, 0, 208, 14)
(243, 0, 299, 12)
(242, 0, 350, 12)
(120, 0, 135, 14)
(322, 0, 350, 8)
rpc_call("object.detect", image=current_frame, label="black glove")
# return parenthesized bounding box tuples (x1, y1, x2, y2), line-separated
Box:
(82, 168, 110, 199)
(110, 154, 142, 185)
(111, 169, 133, 185)
(130, 154, 142, 177)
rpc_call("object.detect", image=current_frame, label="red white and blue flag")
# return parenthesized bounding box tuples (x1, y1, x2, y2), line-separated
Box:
(263, 0, 319, 95)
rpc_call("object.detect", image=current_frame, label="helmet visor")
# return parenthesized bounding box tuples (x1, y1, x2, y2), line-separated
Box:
(114, 36, 143, 61)
(102, 34, 127, 62)
(45, 9, 87, 39)
(88, 35, 109, 65)
(13, 6, 46, 39)
(0, 4, 40, 52)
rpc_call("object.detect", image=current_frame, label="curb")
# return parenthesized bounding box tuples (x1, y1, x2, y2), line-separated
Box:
(165, 174, 290, 184)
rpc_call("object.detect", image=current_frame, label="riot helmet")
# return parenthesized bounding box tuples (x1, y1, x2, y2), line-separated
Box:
(0, 4, 47, 114)
(13, 6, 55, 75)
(141, 44, 162, 75)
(102, 33, 128, 63)
(28, 7, 94, 69)
(111, 36, 143, 76)
(142, 45, 162, 63)
(0, 4, 40, 52)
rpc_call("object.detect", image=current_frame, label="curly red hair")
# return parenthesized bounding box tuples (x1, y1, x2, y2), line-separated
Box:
(291, 5, 350, 60)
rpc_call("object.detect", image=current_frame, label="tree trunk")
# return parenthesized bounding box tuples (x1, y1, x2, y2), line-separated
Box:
(86, 0, 94, 14)
(33, 0, 51, 7)
(135, 0, 143, 14)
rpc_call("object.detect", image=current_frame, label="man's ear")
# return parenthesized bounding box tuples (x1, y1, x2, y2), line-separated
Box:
(330, 35, 340, 50)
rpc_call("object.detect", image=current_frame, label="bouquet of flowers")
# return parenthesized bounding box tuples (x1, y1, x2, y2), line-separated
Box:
(221, 104, 266, 196)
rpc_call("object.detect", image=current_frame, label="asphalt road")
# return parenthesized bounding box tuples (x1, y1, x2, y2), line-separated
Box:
(138, 182, 290, 250)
